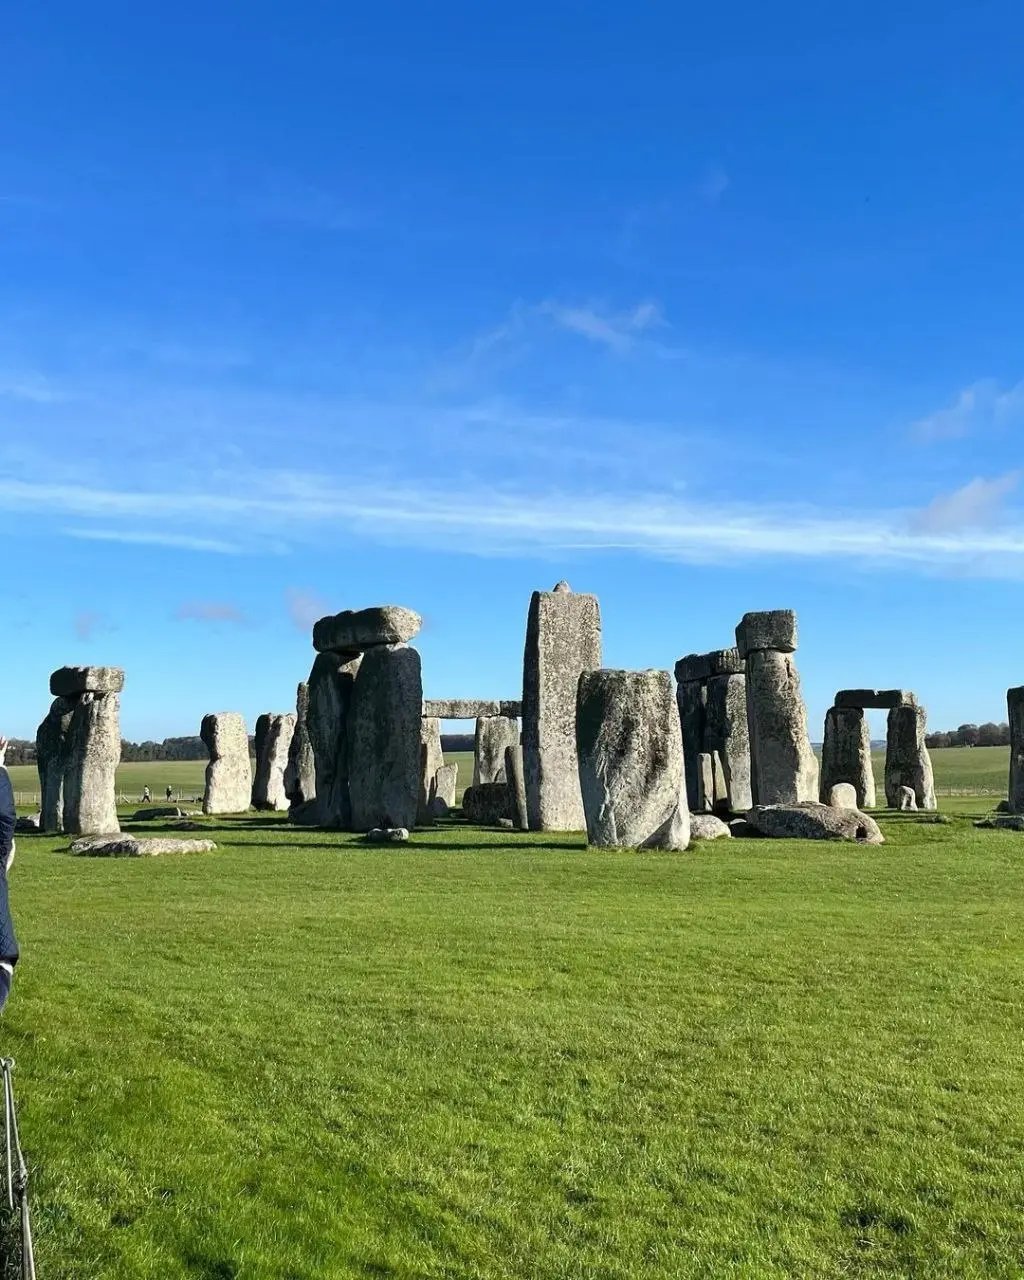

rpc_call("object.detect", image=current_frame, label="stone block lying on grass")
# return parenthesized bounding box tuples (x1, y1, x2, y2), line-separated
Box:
(462, 783, 513, 825)
(746, 803, 884, 844)
(131, 806, 184, 821)
(14, 814, 40, 833)
(70, 835, 217, 857)
(364, 827, 410, 844)
(689, 813, 732, 840)
(975, 815, 1024, 832)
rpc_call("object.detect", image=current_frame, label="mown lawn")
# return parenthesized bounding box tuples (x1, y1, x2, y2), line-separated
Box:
(3, 803, 1024, 1278)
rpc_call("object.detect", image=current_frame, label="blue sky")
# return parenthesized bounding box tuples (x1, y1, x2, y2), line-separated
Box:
(2, 1, 1023, 742)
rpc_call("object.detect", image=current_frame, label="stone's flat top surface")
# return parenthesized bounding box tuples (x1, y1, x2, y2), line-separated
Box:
(708, 648, 745, 677)
(50, 666, 125, 697)
(735, 610, 797, 658)
(747, 802, 883, 844)
(313, 606, 421, 653)
(674, 653, 712, 684)
(70, 835, 217, 856)
(424, 698, 502, 719)
(835, 688, 914, 709)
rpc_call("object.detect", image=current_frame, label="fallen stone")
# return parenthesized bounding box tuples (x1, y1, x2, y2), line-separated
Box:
(523, 583, 602, 831)
(828, 783, 858, 809)
(49, 666, 125, 697)
(14, 814, 40, 833)
(70, 835, 217, 856)
(897, 785, 918, 811)
(201, 713, 252, 815)
(975, 815, 1024, 831)
(576, 668, 689, 851)
(462, 782, 513, 825)
(727, 817, 760, 838)
(497, 818, 515, 830)
(735, 610, 797, 659)
(747, 803, 884, 844)
(131, 807, 183, 821)
(313, 606, 421, 653)
(364, 827, 410, 844)
(422, 699, 502, 719)
(690, 813, 732, 840)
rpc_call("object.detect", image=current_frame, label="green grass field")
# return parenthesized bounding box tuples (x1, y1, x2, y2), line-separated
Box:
(4, 801, 1024, 1278)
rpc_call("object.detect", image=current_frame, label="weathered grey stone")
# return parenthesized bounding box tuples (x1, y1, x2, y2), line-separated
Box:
(499, 701, 523, 718)
(976, 815, 1024, 831)
(1008, 686, 1024, 814)
(897, 785, 918, 811)
(423, 698, 502, 719)
(347, 643, 422, 832)
(365, 827, 410, 844)
(819, 705, 876, 809)
(676, 679, 706, 812)
(49, 666, 125, 697)
(504, 745, 528, 830)
(576, 669, 690, 850)
(747, 803, 884, 844)
(14, 814, 40, 833)
(696, 752, 715, 814)
(252, 712, 296, 811)
(70, 835, 217, 857)
(728, 817, 760, 838)
(674, 653, 712, 685)
(306, 651, 362, 828)
(745, 649, 818, 805)
(313, 605, 421, 653)
(36, 696, 74, 833)
(287, 798, 321, 826)
(201, 713, 252, 815)
(997, 799, 1012, 813)
(462, 782, 513, 825)
(884, 704, 936, 811)
(418, 717, 444, 824)
(735, 610, 797, 659)
(434, 762, 458, 809)
(63, 691, 121, 835)
(704, 672, 752, 812)
(130, 807, 183, 821)
(284, 683, 316, 807)
(828, 782, 858, 809)
(708, 648, 745, 677)
(523, 584, 602, 831)
(689, 813, 732, 840)
(473, 715, 520, 786)
(834, 688, 914, 710)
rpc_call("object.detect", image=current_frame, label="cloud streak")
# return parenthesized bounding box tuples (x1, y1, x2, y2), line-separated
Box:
(911, 379, 1024, 441)
(912, 472, 1021, 534)
(9, 469, 1024, 579)
(540, 300, 663, 353)
(175, 600, 248, 625)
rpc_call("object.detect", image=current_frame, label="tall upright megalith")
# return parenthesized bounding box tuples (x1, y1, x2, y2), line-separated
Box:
(704, 647, 752, 813)
(576, 668, 690, 850)
(252, 712, 296, 811)
(310, 606, 423, 831)
(418, 716, 444, 824)
(674, 654, 710, 811)
(819, 705, 875, 809)
(37, 666, 123, 835)
(473, 715, 520, 786)
(1009, 686, 1024, 813)
(284, 682, 316, 808)
(522, 581, 602, 831)
(201, 713, 252, 815)
(737, 610, 817, 805)
(884, 702, 936, 810)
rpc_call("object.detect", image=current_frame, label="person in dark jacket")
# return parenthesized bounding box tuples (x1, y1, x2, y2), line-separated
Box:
(0, 738, 20, 1012)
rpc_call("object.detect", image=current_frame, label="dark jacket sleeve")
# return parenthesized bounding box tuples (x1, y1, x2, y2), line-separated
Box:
(0, 770, 19, 967)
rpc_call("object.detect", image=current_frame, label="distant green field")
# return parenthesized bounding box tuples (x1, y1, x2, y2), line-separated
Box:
(871, 745, 1009, 795)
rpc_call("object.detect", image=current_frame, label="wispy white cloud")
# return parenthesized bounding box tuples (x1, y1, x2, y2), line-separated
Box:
(540, 300, 663, 353)
(912, 472, 1021, 533)
(910, 379, 1024, 441)
(285, 587, 329, 632)
(13, 468, 1024, 579)
(63, 527, 247, 555)
(175, 600, 248, 625)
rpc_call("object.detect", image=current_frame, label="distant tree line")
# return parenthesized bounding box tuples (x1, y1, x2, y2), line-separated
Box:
(2, 735, 218, 766)
(925, 723, 1011, 749)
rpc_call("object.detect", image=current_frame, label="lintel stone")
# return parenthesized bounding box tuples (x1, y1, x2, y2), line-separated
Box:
(834, 688, 915, 710)
(50, 666, 125, 697)
(674, 653, 712, 684)
(735, 610, 797, 659)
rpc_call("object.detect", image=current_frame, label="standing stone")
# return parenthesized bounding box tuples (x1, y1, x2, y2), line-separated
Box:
(739, 612, 817, 806)
(885, 703, 937, 811)
(418, 717, 444, 824)
(897, 785, 918, 812)
(431, 762, 458, 816)
(523, 583, 602, 831)
(252, 713, 296, 811)
(819, 705, 876, 809)
(576, 669, 690, 851)
(347, 644, 423, 832)
(284, 683, 316, 807)
(201, 713, 252, 815)
(696, 752, 715, 813)
(504, 745, 528, 830)
(306, 651, 362, 828)
(62, 690, 122, 835)
(1008, 687, 1024, 813)
(473, 716, 520, 786)
(704, 670, 752, 812)
(674, 679, 707, 811)
(36, 696, 75, 833)
(828, 782, 858, 809)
